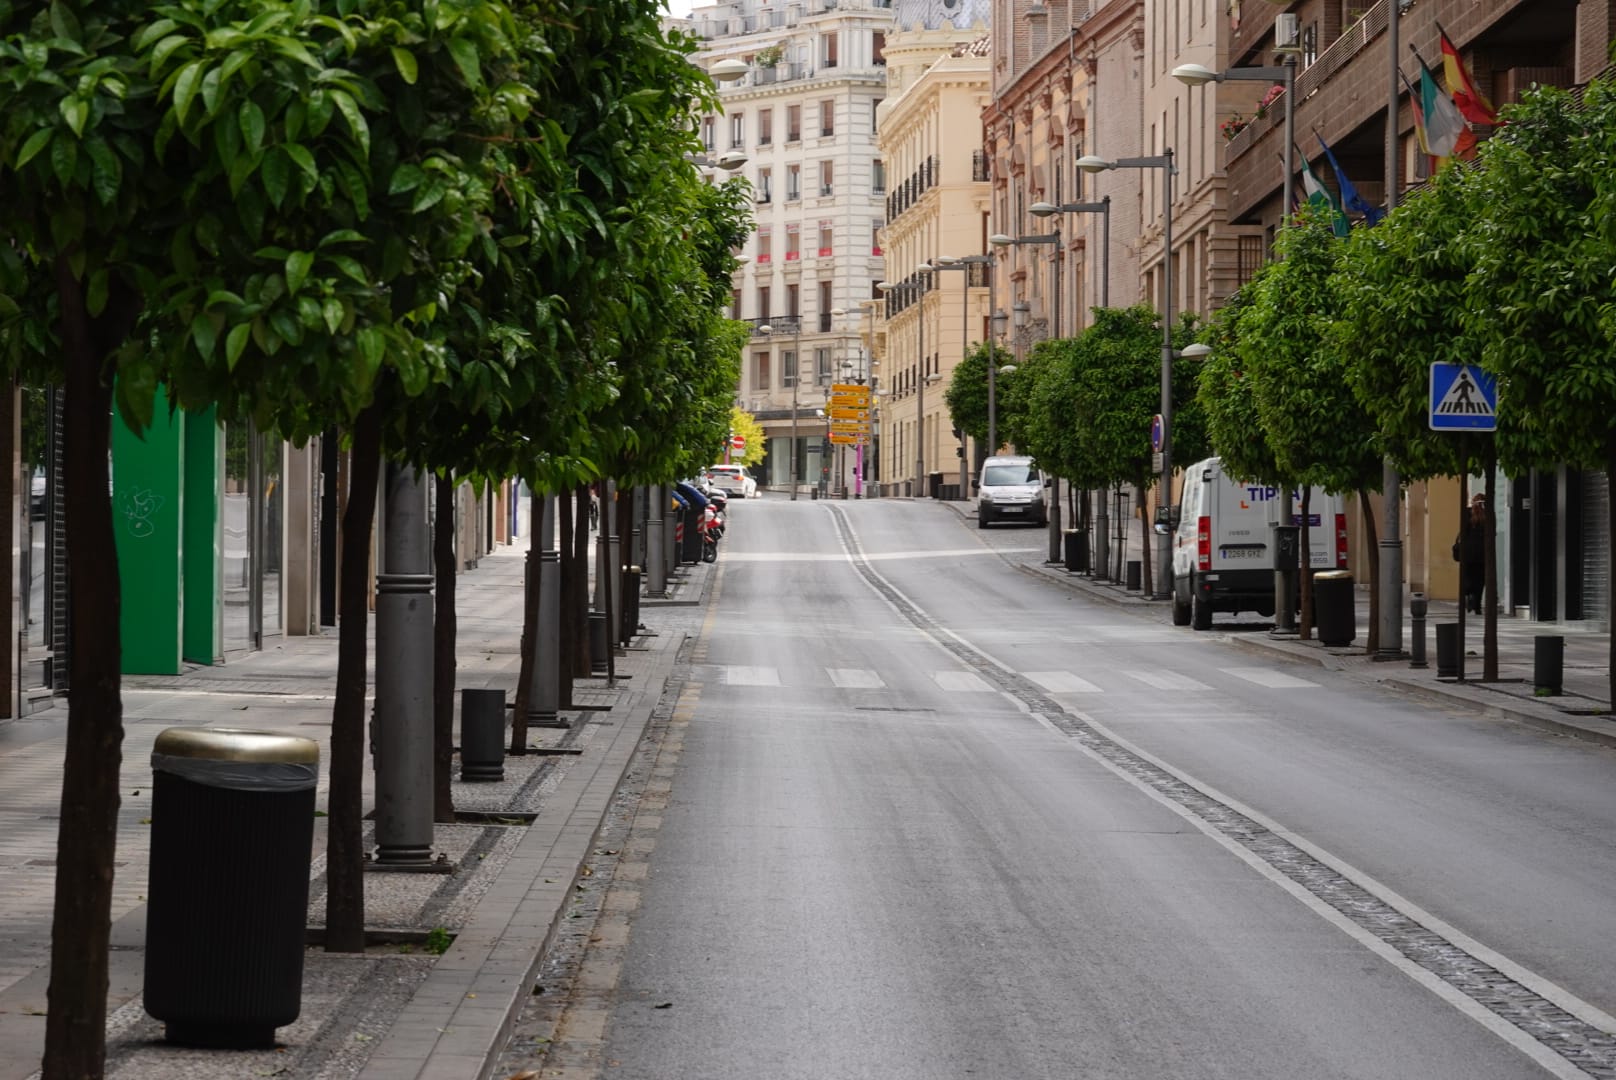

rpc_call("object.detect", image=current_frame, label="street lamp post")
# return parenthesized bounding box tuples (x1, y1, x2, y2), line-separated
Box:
(1029, 196, 1111, 309)
(912, 266, 934, 497)
(989, 308, 1008, 456)
(757, 318, 804, 500)
(1077, 151, 1176, 600)
(989, 231, 1060, 338)
(1173, 54, 1299, 631)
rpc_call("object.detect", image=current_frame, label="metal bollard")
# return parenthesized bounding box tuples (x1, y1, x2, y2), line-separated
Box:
(1409, 592, 1428, 669)
(1435, 623, 1459, 679)
(1534, 635, 1565, 696)
(588, 611, 610, 674)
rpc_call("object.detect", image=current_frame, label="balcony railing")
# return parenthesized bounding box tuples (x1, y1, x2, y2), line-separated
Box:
(885, 155, 937, 222)
(972, 149, 990, 182)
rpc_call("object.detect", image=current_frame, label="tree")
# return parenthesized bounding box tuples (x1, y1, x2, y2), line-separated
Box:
(1459, 76, 1616, 697)
(730, 406, 766, 470)
(944, 339, 1012, 452)
(1237, 210, 1382, 642)
(1331, 159, 1502, 667)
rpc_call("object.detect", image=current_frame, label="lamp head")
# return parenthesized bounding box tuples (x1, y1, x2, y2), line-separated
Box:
(757, 323, 773, 334)
(915, 263, 935, 275)
(709, 57, 750, 83)
(1029, 201, 1058, 217)
(935, 255, 960, 265)
(1075, 155, 1113, 174)
(990, 308, 1008, 336)
(989, 233, 1015, 246)
(734, 254, 751, 266)
(875, 281, 894, 291)
(1179, 342, 1214, 360)
(1171, 63, 1219, 86)
(830, 307, 846, 316)
(715, 150, 748, 170)
(1012, 299, 1030, 329)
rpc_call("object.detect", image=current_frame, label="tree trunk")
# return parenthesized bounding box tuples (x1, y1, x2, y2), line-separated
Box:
(1358, 488, 1381, 655)
(1483, 445, 1498, 681)
(432, 473, 456, 821)
(1608, 439, 1616, 710)
(326, 405, 382, 953)
(1136, 483, 1153, 598)
(1298, 488, 1314, 641)
(41, 261, 133, 1080)
(510, 485, 542, 754)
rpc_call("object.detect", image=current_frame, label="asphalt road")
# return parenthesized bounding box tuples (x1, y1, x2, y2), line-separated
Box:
(598, 496, 1616, 1079)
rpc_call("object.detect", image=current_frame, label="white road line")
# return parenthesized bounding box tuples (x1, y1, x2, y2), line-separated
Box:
(1224, 667, 1320, 689)
(1022, 670, 1103, 694)
(723, 666, 781, 686)
(932, 670, 996, 693)
(1121, 670, 1210, 691)
(827, 668, 886, 689)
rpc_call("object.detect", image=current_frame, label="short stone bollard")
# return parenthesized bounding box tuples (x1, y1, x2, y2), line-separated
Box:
(459, 688, 507, 781)
(1435, 623, 1459, 679)
(1409, 593, 1428, 669)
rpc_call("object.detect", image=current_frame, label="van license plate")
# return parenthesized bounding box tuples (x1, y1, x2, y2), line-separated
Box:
(1221, 548, 1264, 558)
(1001, 506, 1023, 513)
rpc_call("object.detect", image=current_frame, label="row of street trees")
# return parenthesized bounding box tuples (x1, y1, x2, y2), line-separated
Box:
(948, 76, 1616, 701)
(0, 0, 748, 1074)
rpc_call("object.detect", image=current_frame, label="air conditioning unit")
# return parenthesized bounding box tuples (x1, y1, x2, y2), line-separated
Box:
(1274, 13, 1300, 50)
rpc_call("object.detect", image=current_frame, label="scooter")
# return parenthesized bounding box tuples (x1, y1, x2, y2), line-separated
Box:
(706, 490, 728, 539)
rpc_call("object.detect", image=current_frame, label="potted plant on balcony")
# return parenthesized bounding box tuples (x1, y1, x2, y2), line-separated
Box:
(1220, 113, 1250, 141)
(754, 43, 783, 83)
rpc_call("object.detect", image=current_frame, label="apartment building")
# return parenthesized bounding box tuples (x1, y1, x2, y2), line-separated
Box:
(682, 0, 896, 492)
(874, 2, 993, 495)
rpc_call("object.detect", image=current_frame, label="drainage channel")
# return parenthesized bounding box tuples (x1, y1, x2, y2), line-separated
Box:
(829, 504, 1616, 1080)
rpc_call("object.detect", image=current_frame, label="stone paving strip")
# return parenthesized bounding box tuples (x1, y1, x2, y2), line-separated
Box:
(0, 537, 712, 1080)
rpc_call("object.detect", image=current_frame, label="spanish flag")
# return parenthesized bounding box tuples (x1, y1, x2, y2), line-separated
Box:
(1438, 25, 1500, 126)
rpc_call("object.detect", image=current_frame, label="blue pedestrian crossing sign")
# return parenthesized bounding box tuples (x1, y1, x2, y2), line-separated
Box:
(1429, 363, 1498, 431)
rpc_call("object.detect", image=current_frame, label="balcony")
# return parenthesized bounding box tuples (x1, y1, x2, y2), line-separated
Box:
(820, 185, 834, 197)
(972, 149, 990, 182)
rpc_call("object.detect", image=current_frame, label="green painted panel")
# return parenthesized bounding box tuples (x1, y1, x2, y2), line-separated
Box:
(183, 408, 223, 664)
(113, 388, 184, 674)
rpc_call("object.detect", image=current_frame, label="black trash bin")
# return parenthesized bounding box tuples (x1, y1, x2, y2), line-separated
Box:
(680, 506, 702, 563)
(1125, 560, 1142, 591)
(1534, 635, 1565, 695)
(1435, 623, 1460, 678)
(460, 688, 506, 781)
(1063, 530, 1088, 573)
(145, 728, 320, 1048)
(1313, 570, 1356, 646)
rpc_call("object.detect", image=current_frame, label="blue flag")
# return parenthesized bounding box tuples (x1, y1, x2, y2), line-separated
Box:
(1317, 134, 1384, 227)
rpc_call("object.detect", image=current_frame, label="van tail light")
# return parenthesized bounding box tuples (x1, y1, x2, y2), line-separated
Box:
(1197, 515, 1211, 572)
(1335, 513, 1348, 568)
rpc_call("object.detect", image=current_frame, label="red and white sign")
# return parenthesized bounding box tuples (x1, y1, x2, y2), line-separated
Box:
(730, 435, 746, 450)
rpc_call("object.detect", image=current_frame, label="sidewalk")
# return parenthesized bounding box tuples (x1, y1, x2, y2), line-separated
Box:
(936, 496, 1616, 748)
(0, 535, 712, 1080)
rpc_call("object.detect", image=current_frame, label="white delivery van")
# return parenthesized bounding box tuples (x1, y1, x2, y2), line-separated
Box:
(1171, 456, 1348, 630)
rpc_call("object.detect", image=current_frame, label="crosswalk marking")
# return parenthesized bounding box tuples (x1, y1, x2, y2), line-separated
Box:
(724, 666, 781, 686)
(1224, 667, 1319, 689)
(828, 668, 886, 689)
(1023, 670, 1103, 694)
(1121, 670, 1211, 692)
(932, 670, 996, 693)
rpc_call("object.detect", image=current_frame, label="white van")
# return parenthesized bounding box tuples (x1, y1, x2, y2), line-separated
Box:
(977, 455, 1047, 528)
(1171, 456, 1348, 630)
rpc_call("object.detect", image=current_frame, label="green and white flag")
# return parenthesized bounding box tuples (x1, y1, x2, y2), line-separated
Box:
(1298, 154, 1350, 238)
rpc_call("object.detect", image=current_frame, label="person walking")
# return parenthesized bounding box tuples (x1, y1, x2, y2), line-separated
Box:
(1454, 493, 1487, 615)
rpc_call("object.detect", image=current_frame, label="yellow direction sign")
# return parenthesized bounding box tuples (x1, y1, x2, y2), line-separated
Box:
(829, 433, 870, 445)
(826, 407, 869, 422)
(829, 421, 870, 436)
(830, 383, 867, 395)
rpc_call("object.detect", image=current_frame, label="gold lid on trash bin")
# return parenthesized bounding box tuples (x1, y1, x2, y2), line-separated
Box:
(1314, 570, 1353, 580)
(154, 727, 320, 764)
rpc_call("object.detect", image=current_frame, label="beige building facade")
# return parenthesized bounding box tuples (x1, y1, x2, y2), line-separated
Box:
(874, 9, 992, 495)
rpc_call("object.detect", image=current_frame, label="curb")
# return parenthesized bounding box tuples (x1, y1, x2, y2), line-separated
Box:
(354, 626, 687, 1080)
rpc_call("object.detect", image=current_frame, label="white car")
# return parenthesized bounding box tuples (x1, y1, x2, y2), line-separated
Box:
(705, 465, 757, 499)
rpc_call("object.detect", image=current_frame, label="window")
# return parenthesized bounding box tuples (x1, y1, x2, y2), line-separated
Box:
(730, 113, 744, 149)
(758, 107, 773, 146)
(871, 98, 882, 132)
(818, 280, 833, 314)
(753, 351, 771, 391)
(786, 105, 802, 142)
(731, 289, 741, 318)
(1302, 22, 1318, 67)
(757, 167, 773, 204)
(819, 161, 833, 197)
(871, 224, 882, 256)
(786, 163, 802, 201)
(701, 115, 716, 151)
(787, 282, 800, 316)
(818, 221, 833, 256)
(872, 159, 885, 193)
(783, 349, 797, 387)
(873, 31, 886, 65)
(758, 285, 771, 320)
(1236, 235, 1264, 288)
(820, 99, 835, 137)
(822, 31, 838, 68)
(786, 228, 801, 261)
(815, 347, 832, 385)
(757, 230, 772, 263)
